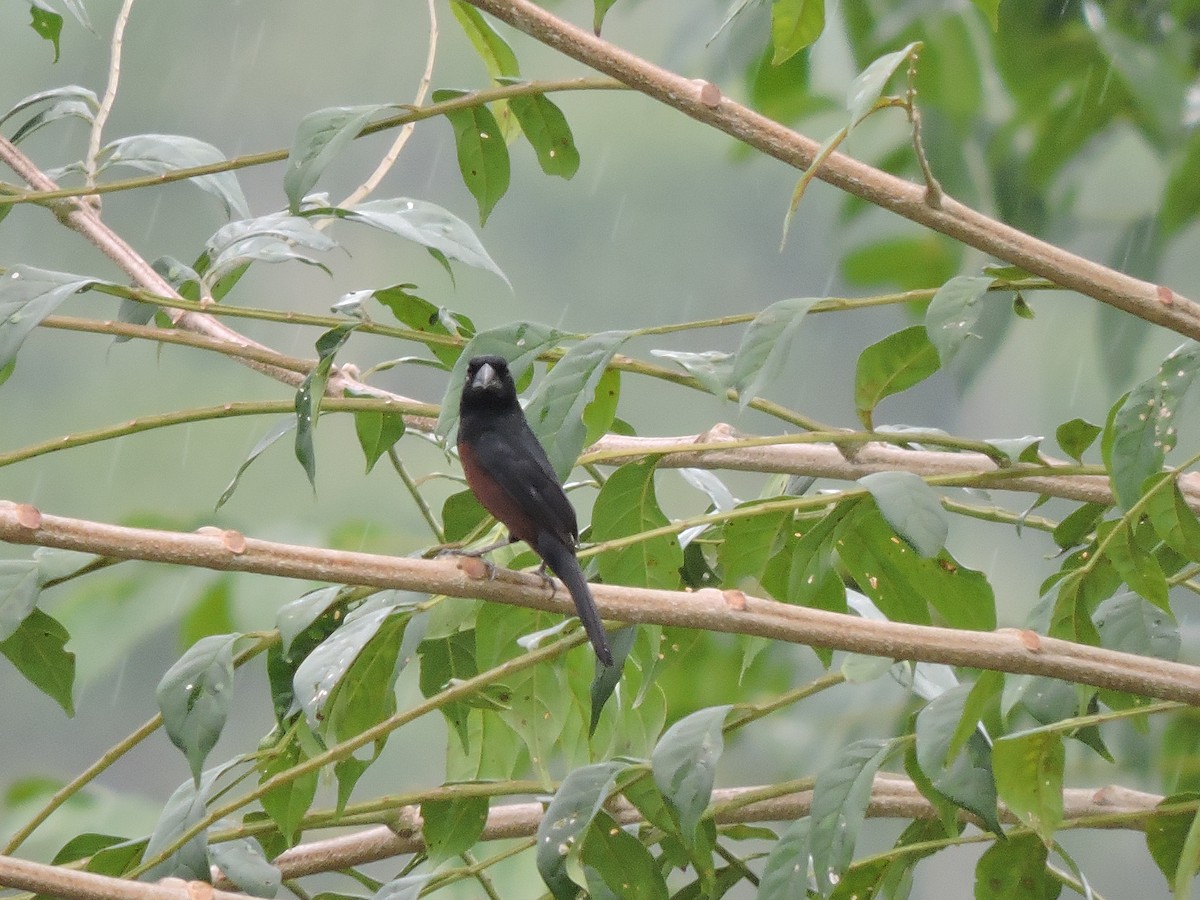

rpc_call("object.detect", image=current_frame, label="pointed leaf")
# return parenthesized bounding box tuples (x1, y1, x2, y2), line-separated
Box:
(204, 212, 336, 285)
(421, 795, 488, 863)
(0, 608, 75, 715)
(101, 134, 248, 219)
(355, 409, 406, 473)
(525, 331, 630, 479)
(846, 42, 921, 129)
(1102, 519, 1171, 613)
(433, 89, 511, 224)
(0, 266, 100, 369)
(259, 740, 318, 846)
(859, 470, 948, 557)
(925, 275, 993, 364)
(509, 92, 580, 178)
(369, 282, 474, 367)
(156, 634, 238, 782)
(651, 705, 732, 844)
(854, 325, 940, 430)
(726, 297, 818, 408)
(771, 0, 825, 65)
(810, 738, 894, 893)
(293, 607, 394, 731)
(372, 875, 433, 900)
(582, 810, 669, 899)
(142, 764, 235, 881)
(649, 348, 734, 396)
(593, 0, 619, 35)
(1145, 473, 1200, 561)
(216, 416, 296, 509)
(1056, 417, 1102, 463)
(294, 323, 357, 489)
(284, 104, 390, 212)
(757, 816, 812, 899)
(535, 761, 629, 899)
(1147, 792, 1200, 886)
(0, 559, 41, 641)
(449, 1, 519, 77)
(208, 837, 281, 898)
(1095, 591, 1179, 660)
(993, 729, 1064, 844)
(914, 683, 1001, 833)
(591, 458, 683, 590)
(974, 833, 1058, 898)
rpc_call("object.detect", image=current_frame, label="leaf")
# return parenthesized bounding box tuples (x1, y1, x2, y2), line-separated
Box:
(372, 875, 434, 900)
(725, 297, 818, 408)
(450, 1, 519, 78)
(1147, 792, 1200, 885)
(924, 275, 993, 365)
(770, 0, 825, 65)
(0, 266, 100, 369)
(582, 366, 621, 447)
(1094, 591, 1179, 661)
(435, 321, 560, 438)
(593, 0, 619, 35)
(649, 349, 734, 396)
(1105, 341, 1200, 509)
(324, 609, 412, 743)
(355, 409, 406, 473)
(846, 42, 921, 129)
(535, 761, 629, 899)
(582, 810, 669, 900)
(1145, 473, 1200, 561)
(992, 730, 1064, 844)
(1, 85, 97, 144)
(809, 738, 894, 894)
(292, 607, 395, 731)
(0, 608, 75, 715)
(757, 817, 812, 899)
(208, 837, 281, 898)
(1161, 129, 1200, 238)
(341, 199, 510, 285)
(179, 577, 236, 650)
(717, 504, 789, 591)
(421, 795, 488, 863)
(842, 235, 960, 292)
(433, 89, 511, 225)
(509, 93, 580, 178)
(651, 705, 731, 845)
(524, 331, 630, 479)
(142, 764, 234, 881)
(858, 470, 948, 557)
(156, 633, 238, 782)
(1052, 501, 1107, 549)
(259, 739, 318, 846)
(974, 834, 1058, 899)
(854, 325, 941, 430)
(369, 283, 474, 367)
(1102, 519, 1170, 613)
(99, 134, 249, 219)
(442, 490, 490, 543)
(27, 6, 62, 61)
(216, 416, 296, 509)
(971, 0, 1001, 29)
(0, 559, 41, 641)
(204, 212, 337, 286)
(284, 104, 391, 212)
(591, 458, 683, 590)
(914, 683, 1001, 833)
(294, 323, 357, 489)
(1056, 417, 1102, 463)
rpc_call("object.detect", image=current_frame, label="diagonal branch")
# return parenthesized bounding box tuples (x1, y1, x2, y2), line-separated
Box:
(2, 500, 1198, 704)
(460, 0, 1200, 341)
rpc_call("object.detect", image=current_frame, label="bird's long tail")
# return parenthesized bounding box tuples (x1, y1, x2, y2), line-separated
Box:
(536, 534, 614, 667)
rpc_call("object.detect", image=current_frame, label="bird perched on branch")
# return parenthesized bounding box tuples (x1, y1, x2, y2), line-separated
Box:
(455, 355, 613, 667)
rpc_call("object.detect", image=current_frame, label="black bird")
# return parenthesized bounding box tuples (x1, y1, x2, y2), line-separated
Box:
(456, 355, 613, 666)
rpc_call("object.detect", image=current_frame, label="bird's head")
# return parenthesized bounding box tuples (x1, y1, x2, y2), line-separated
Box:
(460, 355, 519, 411)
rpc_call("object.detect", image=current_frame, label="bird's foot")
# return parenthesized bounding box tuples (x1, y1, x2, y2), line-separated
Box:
(535, 562, 559, 598)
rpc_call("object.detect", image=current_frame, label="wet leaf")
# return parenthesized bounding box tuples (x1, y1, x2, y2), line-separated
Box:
(854, 325, 940, 429)
(434, 89, 511, 225)
(0, 266, 101, 369)
(156, 633, 238, 782)
(100, 134, 249, 219)
(726, 297, 818, 408)
(284, 104, 391, 212)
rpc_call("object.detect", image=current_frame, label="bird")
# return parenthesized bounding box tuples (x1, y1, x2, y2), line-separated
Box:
(455, 355, 614, 667)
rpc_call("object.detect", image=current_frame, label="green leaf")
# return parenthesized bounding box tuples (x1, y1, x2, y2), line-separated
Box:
(974, 833, 1058, 899)
(203, 212, 336, 285)
(854, 325, 940, 430)
(0, 266, 100, 370)
(1, 85, 97, 144)
(535, 761, 629, 899)
(100, 134, 249, 219)
(1145, 474, 1200, 561)
(354, 409, 405, 473)
(217, 417, 295, 509)
(914, 683, 1001, 833)
(1161, 129, 1200, 238)
(156, 633, 238, 782)
(757, 816, 812, 899)
(842, 235, 959, 291)
(0, 559, 41, 641)
(295, 323, 358, 489)
(924, 275, 993, 365)
(1056, 417, 1102, 463)
(525, 331, 630, 479)
(442, 489, 490, 543)
(293, 607, 395, 731)
(0, 608, 75, 715)
(433, 89, 511, 225)
(971, 0, 1001, 29)
(340, 199, 510, 285)
(651, 705, 731, 845)
(1147, 792, 1200, 884)
(846, 41, 920, 129)
(28, 7, 62, 61)
(369, 283, 474, 368)
(259, 739, 318, 846)
(649, 349, 734, 396)
(1095, 591, 1179, 661)
(810, 738, 894, 893)
(1052, 501, 1106, 549)
(725, 297, 818, 408)
(179, 577, 236, 650)
(992, 730, 1064, 844)
(283, 104, 390, 212)
(858, 470, 948, 557)
(770, 0, 825, 65)
(324, 610, 411, 743)
(582, 810, 669, 900)
(593, 0, 619, 35)
(582, 366, 621, 447)
(141, 768, 225, 881)
(509, 92, 580, 179)
(591, 459, 684, 590)
(435, 321, 560, 438)
(1174, 805, 1200, 897)
(718, 503, 789, 591)
(1102, 519, 1171, 613)
(51, 833, 128, 865)
(208, 837, 281, 898)
(372, 876, 434, 900)
(449, 0, 519, 81)
(421, 795, 488, 863)
(1105, 341, 1200, 509)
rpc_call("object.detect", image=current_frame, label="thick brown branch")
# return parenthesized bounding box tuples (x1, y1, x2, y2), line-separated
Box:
(3, 501, 1198, 704)
(461, 0, 1200, 340)
(0, 855, 245, 900)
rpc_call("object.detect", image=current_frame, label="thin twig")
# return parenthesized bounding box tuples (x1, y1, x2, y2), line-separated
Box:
(84, 0, 137, 193)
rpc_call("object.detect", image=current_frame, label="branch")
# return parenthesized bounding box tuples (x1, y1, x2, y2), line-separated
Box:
(3, 501, 1198, 704)
(0, 855, 246, 900)
(221, 777, 1166, 883)
(460, 0, 1200, 341)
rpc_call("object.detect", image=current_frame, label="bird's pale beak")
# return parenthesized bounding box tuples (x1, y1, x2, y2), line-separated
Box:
(471, 362, 497, 390)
